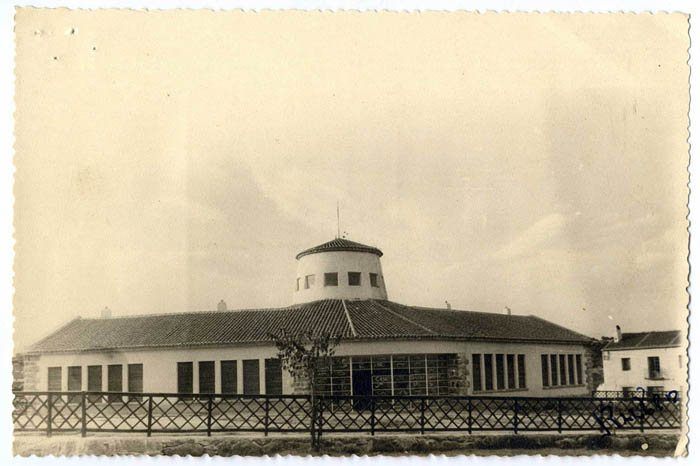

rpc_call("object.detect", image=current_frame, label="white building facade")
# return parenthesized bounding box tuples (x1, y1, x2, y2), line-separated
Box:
(22, 238, 597, 398)
(598, 328, 685, 396)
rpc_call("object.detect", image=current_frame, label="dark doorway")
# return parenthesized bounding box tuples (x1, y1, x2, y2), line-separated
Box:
(352, 370, 372, 410)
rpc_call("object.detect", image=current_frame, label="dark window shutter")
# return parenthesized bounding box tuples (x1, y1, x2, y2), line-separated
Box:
(506, 354, 516, 389)
(199, 361, 215, 394)
(265, 359, 283, 394)
(177, 362, 193, 394)
(541, 355, 549, 387)
(48, 367, 61, 391)
(108, 365, 123, 402)
(243, 359, 260, 394)
(87, 365, 102, 402)
(575, 354, 583, 385)
(221, 360, 237, 394)
(495, 354, 505, 390)
(568, 355, 576, 384)
(68, 366, 81, 391)
(517, 354, 526, 388)
(471, 354, 482, 392)
(128, 364, 144, 401)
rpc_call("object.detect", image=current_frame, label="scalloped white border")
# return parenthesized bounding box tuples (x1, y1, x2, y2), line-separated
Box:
(1, 1, 696, 465)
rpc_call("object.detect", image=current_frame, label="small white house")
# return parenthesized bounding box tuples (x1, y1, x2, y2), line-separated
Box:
(21, 237, 597, 398)
(598, 326, 685, 396)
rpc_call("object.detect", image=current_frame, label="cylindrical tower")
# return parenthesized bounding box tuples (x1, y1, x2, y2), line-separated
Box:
(292, 238, 388, 304)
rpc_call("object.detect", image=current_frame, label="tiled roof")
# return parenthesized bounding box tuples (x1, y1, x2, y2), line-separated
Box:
(604, 330, 682, 351)
(296, 238, 383, 259)
(29, 299, 593, 353)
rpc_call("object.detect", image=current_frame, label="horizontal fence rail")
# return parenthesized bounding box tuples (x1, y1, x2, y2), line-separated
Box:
(13, 391, 681, 438)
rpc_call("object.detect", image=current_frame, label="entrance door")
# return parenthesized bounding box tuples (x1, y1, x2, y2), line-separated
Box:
(352, 370, 372, 410)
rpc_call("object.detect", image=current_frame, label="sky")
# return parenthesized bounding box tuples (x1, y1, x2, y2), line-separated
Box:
(13, 10, 689, 351)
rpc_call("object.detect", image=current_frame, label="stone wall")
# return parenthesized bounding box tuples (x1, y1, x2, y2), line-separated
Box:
(14, 353, 41, 391)
(448, 353, 469, 395)
(584, 342, 605, 393)
(13, 432, 682, 457)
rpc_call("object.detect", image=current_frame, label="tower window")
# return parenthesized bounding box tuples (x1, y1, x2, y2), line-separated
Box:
(324, 272, 338, 287)
(369, 273, 379, 288)
(304, 274, 315, 289)
(348, 272, 361, 286)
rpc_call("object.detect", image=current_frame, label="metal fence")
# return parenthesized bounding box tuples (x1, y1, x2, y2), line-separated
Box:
(592, 390, 681, 400)
(13, 391, 681, 437)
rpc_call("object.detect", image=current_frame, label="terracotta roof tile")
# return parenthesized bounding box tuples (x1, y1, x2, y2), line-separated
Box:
(604, 330, 682, 351)
(29, 299, 592, 353)
(296, 238, 383, 259)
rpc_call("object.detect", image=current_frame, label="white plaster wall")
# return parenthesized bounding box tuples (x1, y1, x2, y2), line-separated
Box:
(598, 347, 686, 392)
(32, 339, 589, 397)
(292, 251, 387, 303)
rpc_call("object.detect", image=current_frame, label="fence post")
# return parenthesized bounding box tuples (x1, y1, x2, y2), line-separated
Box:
(513, 399, 519, 434)
(557, 399, 563, 433)
(420, 398, 425, 435)
(47, 393, 53, 438)
(467, 397, 472, 435)
(146, 395, 153, 437)
(639, 398, 645, 433)
(81, 391, 87, 438)
(264, 398, 269, 437)
(370, 398, 376, 436)
(207, 395, 213, 437)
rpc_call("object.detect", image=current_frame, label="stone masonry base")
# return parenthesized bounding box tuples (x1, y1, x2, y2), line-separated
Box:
(13, 432, 682, 457)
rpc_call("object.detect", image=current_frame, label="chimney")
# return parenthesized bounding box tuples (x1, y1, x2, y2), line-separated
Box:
(614, 325, 622, 343)
(100, 307, 112, 319)
(505, 306, 512, 316)
(217, 300, 227, 312)
(445, 301, 451, 310)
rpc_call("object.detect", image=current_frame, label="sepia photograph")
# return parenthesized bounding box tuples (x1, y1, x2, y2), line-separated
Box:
(9, 4, 691, 459)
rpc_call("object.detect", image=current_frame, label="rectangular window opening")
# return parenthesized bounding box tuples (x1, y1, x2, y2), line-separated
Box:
(324, 272, 338, 287)
(621, 357, 631, 371)
(198, 361, 215, 394)
(506, 354, 516, 389)
(108, 364, 123, 402)
(550, 355, 559, 386)
(87, 365, 102, 402)
(369, 273, 379, 288)
(541, 355, 549, 387)
(495, 354, 505, 390)
(304, 274, 315, 289)
(575, 354, 583, 385)
(221, 360, 237, 394)
(243, 359, 260, 394)
(348, 272, 361, 286)
(484, 354, 493, 391)
(517, 354, 526, 389)
(265, 358, 283, 395)
(472, 354, 482, 392)
(559, 354, 567, 386)
(177, 362, 193, 397)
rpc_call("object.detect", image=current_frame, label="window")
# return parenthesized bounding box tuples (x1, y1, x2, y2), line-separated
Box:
(568, 355, 575, 384)
(621, 358, 631, 371)
(48, 367, 62, 391)
(541, 355, 549, 387)
(575, 354, 583, 385)
(87, 366, 102, 402)
(348, 272, 361, 286)
(484, 354, 494, 391)
(324, 272, 338, 287)
(199, 361, 215, 394)
(648, 356, 661, 379)
(369, 273, 379, 288)
(622, 386, 634, 397)
(296, 278, 300, 291)
(647, 385, 665, 396)
(108, 364, 123, 402)
(68, 366, 82, 403)
(243, 359, 260, 394)
(304, 274, 315, 289)
(177, 362, 193, 395)
(559, 354, 567, 386)
(517, 354, 526, 388)
(506, 354, 516, 389)
(265, 359, 283, 395)
(603, 351, 610, 360)
(128, 364, 143, 401)
(221, 360, 237, 394)
(495, 354, 505, 390)
(550, 355, 559, 386)
(472, 354, 482, 392)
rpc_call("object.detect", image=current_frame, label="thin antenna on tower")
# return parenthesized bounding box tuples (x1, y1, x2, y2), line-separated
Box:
(336, 201, 340, 238)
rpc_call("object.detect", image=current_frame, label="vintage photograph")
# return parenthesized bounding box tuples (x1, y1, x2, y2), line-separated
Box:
(11, 8, 690, 457)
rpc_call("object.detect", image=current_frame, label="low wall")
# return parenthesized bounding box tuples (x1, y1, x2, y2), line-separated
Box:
(14, 432, 682, 457)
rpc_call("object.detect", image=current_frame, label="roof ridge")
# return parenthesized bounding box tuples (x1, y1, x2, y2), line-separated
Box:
(373, 301, 437, 335)
(341, 299, 358, 337)
(527, 315, 594, 342)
